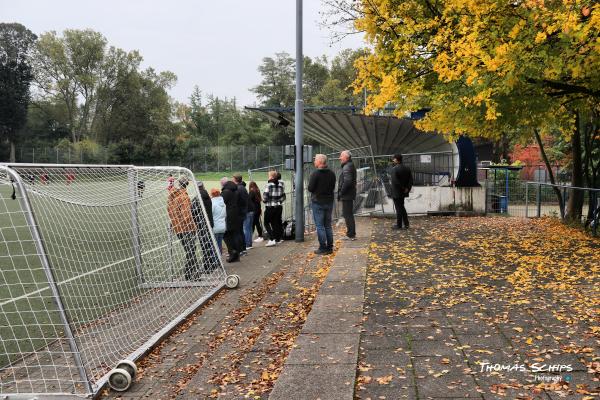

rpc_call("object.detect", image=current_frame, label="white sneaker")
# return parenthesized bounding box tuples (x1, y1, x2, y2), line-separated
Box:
(265, 240, 277, 247)
(276, 239, 284, 244)
(253, 237, 264, 243)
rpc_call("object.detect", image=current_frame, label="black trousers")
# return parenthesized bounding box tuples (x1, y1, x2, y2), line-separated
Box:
(264, 206, 283, 241)
(341, 200, 356, 238)
(223, 229, 242, 257)
(253, 212, 263, 237)
(238, 214, 246, 251)
(393, 197, 409, 228)
(176, 232, 199, 280)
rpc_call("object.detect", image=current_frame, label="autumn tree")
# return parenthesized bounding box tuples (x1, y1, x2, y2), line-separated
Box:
(326, 0, 600, 220)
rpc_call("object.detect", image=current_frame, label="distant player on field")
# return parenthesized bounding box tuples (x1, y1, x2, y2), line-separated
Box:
(167, 174, 175, 191)
(66, 171, 75, 185)
(137, 180, 145, 198)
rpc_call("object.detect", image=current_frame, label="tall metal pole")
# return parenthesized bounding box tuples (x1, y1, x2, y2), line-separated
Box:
(294, 0, 305, 241)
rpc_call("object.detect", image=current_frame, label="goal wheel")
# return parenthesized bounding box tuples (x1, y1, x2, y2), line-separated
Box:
(116, 359, 137, 378)
(225, 274, 240, 289)
(107, 368, 132, 392)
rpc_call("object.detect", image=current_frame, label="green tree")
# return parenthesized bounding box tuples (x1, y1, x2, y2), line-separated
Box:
(252, 52, 295, 107)
(0, 23, 37, 162)
(32, 29, 142, 142)
(303, 55, 330, 105)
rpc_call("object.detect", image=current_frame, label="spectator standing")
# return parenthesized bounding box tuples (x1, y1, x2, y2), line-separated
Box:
(390, 154, 413, 229)
(248, 181, 264, 243)
(191, 181, 217, 273)
(308, 154, 337, 255)
(263, 170, 286, 247)
(210, 188, 227, 254)
(220, 177, 242, 262)
(167, 177, 200, 280)
(337, 150, 357, 240)
(194, 181, 213, 228)
(233, 174, 249, 254)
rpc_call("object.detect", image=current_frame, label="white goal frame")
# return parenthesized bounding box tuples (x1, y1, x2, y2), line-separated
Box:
(0, 163, 228, 399)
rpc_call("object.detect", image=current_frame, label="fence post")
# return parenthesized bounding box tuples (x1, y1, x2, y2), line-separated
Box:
(56, 148, 59, 163)
(230, 146, 233, 171)
(32, 148, 35, 164)
(536, 183, 541, 217)
(525, 182, 529, 217)
(561, 186, 567, 219)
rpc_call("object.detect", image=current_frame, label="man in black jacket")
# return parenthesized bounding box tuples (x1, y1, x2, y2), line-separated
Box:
(390, 154, 413, 229)
(220, 177, 242, 262)
(308, 154, 337, 254)
(337, 150, 357, 240)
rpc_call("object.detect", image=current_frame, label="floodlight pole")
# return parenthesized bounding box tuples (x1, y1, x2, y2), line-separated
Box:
(294, 0, 305, 242)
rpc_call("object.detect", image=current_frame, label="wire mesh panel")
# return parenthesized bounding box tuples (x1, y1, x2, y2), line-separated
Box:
(0, 164, 226, 398)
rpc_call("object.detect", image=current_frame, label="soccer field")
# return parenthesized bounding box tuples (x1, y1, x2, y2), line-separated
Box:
(0, 168, 225, 395)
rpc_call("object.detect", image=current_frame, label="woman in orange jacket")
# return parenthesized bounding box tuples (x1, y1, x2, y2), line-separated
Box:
(167, 176, 200, 280)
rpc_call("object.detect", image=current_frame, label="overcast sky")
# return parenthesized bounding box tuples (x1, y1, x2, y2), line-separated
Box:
(0, 0, 365, 106)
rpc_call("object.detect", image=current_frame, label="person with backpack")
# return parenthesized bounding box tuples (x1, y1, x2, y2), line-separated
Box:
(263, 170, 286, 247)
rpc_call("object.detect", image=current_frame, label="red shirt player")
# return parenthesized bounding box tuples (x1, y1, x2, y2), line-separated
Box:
(167, 174, 175, 191)
(66, 172, 75, 185)
(40, 173, 49, 185)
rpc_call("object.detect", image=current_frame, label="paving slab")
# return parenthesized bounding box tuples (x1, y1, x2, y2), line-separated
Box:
(269, 364, 356, 400)
(325, 266, 366, 282)
(311, 294, 363, 313)
(318, 280, 364, 296)
(285, 333, 359, 365)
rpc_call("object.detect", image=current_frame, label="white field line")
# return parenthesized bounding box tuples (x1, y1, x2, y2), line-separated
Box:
(0, 244, 168, 308)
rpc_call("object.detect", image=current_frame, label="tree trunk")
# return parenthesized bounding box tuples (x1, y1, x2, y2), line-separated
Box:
(566, 112, 585, 222)
(534, 129, 563, 215)
(9, 140, 16, 163)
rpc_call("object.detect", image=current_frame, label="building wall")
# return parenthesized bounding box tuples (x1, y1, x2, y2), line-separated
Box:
(384, 186, 486, 214)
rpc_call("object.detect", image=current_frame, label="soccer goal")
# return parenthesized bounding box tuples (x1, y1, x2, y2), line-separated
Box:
(0, 164, 236, 398)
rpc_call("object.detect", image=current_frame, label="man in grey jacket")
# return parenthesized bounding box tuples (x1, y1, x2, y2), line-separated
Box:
(337, 150, 357, 240)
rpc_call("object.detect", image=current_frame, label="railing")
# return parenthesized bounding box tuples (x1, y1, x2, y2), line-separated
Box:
(484, 179, 600, 235)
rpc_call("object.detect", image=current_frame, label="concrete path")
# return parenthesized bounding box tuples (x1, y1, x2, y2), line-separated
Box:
(269, 220, 373, 400)
(103, 216, 599, 399)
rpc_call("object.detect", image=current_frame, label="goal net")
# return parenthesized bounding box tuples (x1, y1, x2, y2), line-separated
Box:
(0, 164, 226, 398)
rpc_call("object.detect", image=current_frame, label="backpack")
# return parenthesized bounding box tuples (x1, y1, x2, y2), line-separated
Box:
(282, 219, 295, 240)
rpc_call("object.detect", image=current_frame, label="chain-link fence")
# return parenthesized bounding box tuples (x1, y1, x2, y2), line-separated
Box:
(4, 145, 338, 173)
(248, 146, 383, 234)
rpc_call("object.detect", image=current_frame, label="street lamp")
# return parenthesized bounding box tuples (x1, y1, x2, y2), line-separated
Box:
(294, 0, 305, 242)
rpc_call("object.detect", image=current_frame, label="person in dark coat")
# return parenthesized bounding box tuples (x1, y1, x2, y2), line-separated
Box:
(337, 150, 357, 240)
(308, 154, 337, 254)
(233, 174, 249, 254)
(220, 177, 242, 262)
(390, 154, 413, 229)
(191, 181, 218, 273)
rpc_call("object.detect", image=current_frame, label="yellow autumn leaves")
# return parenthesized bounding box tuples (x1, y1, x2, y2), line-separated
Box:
(351, 0, 600, 141)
